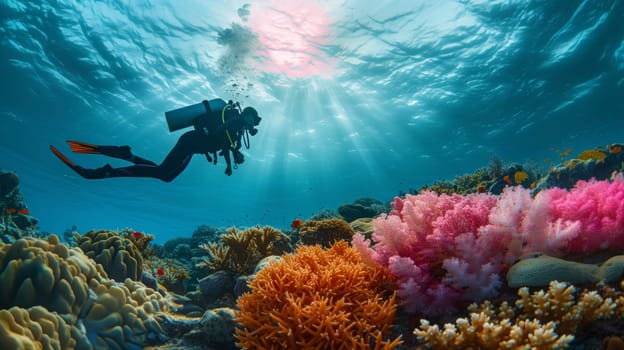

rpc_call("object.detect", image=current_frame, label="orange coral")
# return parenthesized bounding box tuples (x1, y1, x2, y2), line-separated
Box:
(235, 241, 401, 349)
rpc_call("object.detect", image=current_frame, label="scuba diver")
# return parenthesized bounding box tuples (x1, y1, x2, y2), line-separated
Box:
(50, 98, 262, 182)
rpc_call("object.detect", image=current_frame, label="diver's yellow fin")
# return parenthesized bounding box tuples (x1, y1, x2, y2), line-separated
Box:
(66, 140, 101, 154)
(50, 145, 76, 168)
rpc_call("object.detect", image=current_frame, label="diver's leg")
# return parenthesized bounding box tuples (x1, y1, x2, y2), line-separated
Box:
(89, 145, 157, 166)
(73, 132, 196, 182)
(67, 141, 157, 166)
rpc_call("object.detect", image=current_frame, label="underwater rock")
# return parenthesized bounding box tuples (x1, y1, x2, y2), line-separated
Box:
(338, 197, 386, 222)
(233, 275, 253, 298)
(0, 169, 37, 242)
(253, 255, 282, 274)
(154, 308, 237, 350)
(598, 255, 624, 283)
(198, 271, 235, 300)
(0, 169, 19, 197)
(141, 271, 159, 290)
(198, 308, 237, 349)
(507, 253, 624, 287)
(10, 213, 37, 229)
(233, 256, 283, 298)
(507, 254, 599, 287)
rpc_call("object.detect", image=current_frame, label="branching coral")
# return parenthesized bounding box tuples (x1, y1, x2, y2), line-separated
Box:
(297, 217, 355, 247)
(196, 225, 290, 274)
(121, 228, 156, 259)
(76, 229, 144, 282)
(146, 257, 191, 294)
(235, 241, 402, 349)
(414, 280, 620, 349)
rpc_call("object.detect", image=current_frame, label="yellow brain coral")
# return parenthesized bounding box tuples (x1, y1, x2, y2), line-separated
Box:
(0, 306, 90, 350)
(235, 241, 402, 349)
(76, 229, 144, 282)
(0, 234, 104, 315)
(297, 217, 355, 247)
(0, 235, 168, 349)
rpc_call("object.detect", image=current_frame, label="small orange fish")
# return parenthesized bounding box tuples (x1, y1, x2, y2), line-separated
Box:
(5, 208, 17, 214)
(610, 146, 622, 154)
(291, 218, 304, 229)
(503, 175, 512, 185)
(530, 182, 536, 189)
(156, 268, 165, 276)
(132, 231, 143, 239)
(18, 209, 29, 215)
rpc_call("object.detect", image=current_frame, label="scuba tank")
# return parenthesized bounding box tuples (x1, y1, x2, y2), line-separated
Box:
(164, 98, 227, 132)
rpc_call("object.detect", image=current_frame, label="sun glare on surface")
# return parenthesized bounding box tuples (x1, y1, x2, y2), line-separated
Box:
(248, 0, 335, 78)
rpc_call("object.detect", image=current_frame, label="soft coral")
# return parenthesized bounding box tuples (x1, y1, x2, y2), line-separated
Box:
(353, 174, 624, 316)
(548, 173, 624, 253)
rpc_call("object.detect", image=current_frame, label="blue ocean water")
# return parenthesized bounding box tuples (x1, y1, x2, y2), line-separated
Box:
(1, 0, 622, 243)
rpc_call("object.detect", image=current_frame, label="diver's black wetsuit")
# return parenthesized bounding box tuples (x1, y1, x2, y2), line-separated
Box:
(75, 112, 246, 182)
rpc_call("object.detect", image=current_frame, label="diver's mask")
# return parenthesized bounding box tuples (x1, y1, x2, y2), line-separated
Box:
(242, 107, 261, 135)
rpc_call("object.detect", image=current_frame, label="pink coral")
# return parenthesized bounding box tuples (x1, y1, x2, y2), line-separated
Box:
(353, 174, 624, 316)
(353, 191, 499, 315)
(548, 173, 624, 253)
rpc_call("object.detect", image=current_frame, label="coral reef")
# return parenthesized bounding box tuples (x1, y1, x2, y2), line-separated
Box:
(338, 197, 387, 222)
(0, 169, 19, 197)
(0, 169, 38, 242)
(196, 225, 291, 275)
(190, 224, 226, 248)
(0, 235, 168, 349)
(146, 257, 191, 294)
(297, 217, 355, 247)
(121, 228, 156, 259)
(414, 280, 620, 349)
(535, 143, 624, 192)
(308, 208, 341, 221)
(235, 241, 402, 349)
(353, 174, 624, 316)
(76, 229, 145, 282)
